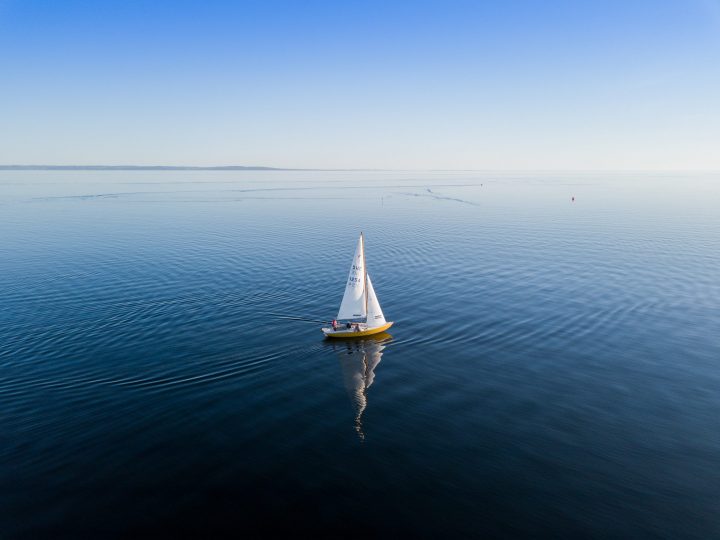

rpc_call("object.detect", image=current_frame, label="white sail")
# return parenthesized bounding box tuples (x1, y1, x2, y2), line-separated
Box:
(365, 274, 386, 328)
(336, 234, 367, 320)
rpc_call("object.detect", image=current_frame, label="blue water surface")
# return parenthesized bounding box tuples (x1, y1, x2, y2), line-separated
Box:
(1, 171, 719, 538)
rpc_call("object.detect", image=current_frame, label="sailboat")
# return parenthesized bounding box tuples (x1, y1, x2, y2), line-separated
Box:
(322, 233, 394, 338)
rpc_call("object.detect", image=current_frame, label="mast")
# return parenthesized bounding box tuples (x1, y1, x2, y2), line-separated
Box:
(361, 232, 368, 318)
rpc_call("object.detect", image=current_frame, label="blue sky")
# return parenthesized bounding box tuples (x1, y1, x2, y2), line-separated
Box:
(1, 0, 719, 169)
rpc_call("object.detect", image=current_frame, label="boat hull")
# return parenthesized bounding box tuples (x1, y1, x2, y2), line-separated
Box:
(322, 321, 394, 338)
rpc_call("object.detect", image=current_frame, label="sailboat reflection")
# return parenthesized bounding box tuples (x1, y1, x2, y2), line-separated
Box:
(331, 332, 392, 441)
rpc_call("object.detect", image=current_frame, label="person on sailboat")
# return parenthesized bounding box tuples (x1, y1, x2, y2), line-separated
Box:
(332, 319, 337, 331)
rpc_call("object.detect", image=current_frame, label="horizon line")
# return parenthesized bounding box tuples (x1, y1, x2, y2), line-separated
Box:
(1, 165, 719, 173)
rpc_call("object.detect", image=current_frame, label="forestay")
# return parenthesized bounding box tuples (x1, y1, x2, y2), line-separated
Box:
(337, 234, 367, 320)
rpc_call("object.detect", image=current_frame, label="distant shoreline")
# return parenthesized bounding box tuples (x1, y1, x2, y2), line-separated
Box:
(0, 165, 294, 171)
(0, 165, 396, 172)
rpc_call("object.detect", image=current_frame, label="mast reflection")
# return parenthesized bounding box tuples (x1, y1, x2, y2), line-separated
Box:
(331, 333, 392, 441)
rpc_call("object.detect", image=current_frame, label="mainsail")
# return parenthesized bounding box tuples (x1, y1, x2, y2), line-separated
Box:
(365, 274, 387, 328)
(336, 234, 367, 320)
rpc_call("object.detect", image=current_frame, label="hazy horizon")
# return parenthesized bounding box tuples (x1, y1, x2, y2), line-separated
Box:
(1, 0, 719, 170)
(3, 164, 720, 173)
(0, 164, 720, 175)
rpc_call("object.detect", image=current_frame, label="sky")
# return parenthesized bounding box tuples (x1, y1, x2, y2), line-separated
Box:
(1, 0, 719, 170)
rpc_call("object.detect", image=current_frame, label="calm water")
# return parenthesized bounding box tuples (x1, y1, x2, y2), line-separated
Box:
(2, 171, 720, 538)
